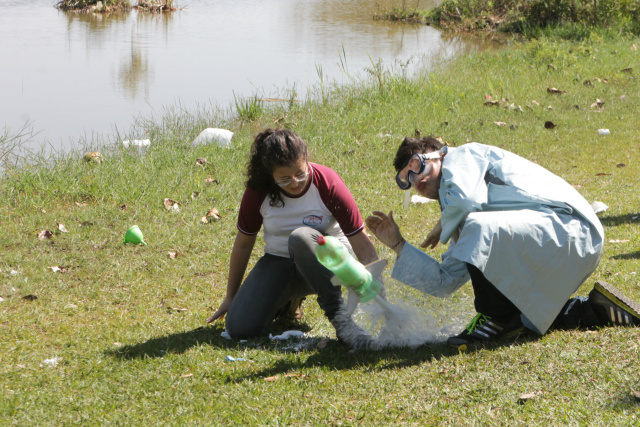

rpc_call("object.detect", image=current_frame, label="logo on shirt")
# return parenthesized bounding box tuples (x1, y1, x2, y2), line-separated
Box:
(303, 215, 323, 227)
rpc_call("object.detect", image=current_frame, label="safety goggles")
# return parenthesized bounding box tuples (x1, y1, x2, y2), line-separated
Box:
(395, 151, 441, 190)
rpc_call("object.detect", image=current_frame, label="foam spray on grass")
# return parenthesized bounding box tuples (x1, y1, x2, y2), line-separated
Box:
(315, 234, 469, 349)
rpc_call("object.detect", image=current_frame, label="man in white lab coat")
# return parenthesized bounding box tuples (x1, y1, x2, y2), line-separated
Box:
(366, 137, 640, 346)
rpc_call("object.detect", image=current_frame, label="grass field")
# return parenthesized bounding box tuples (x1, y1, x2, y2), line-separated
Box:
(1, 31, 639, 425)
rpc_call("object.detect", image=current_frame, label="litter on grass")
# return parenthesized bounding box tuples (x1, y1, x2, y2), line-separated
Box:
(591, 201, 609, 214)
(41, 357, 62, 367)
(411, 195, 435, 204)
(192, 128, 234, 147)
(269, 330, 305, 340)
(122, 139, 151, 148)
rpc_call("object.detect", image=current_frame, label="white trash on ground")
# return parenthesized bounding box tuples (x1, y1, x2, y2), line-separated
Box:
(192, 128, 234, 147)
(41, 357, 62, 367)
(122, 139, 151, 148)
(591, 201, 609, 214)
(269, 330, 305, 340)
(597, 129, 611, 135)
(411, 195, 435, 204)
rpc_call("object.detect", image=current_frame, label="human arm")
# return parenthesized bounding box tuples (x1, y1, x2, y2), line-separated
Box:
(391, 240, 470, 297)
(439, 146, 491, 243)
(206, 232, 257, 323)
(365, 211, 405, 257)
(347, 228, 379, 265)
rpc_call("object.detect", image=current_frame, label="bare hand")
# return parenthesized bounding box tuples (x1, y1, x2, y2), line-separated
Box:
(420, 219, 442, 249)
(206, 297, 232, 324)
(365, 211, 403, 249)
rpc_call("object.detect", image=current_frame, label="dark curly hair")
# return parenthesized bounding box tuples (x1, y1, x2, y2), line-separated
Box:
(393, 136, 444, 172)
(246, 129, 308, 207)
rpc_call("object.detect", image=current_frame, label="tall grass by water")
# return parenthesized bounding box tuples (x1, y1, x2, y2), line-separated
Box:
(1, 32, 640, 425)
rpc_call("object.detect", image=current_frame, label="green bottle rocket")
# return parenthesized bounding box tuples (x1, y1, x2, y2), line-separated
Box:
(315, 235, 382, 303)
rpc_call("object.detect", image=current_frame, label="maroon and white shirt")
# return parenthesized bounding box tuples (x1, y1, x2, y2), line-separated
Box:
(237, 163, 364, 258)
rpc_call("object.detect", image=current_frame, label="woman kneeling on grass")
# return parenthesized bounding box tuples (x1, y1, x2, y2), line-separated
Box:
(206, 129, 379, 350)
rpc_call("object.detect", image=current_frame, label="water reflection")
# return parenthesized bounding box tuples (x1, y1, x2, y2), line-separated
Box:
(0, 0, 490, 152)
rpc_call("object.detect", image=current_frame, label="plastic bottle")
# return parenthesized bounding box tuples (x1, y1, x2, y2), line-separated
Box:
(315, 235, 381, 302)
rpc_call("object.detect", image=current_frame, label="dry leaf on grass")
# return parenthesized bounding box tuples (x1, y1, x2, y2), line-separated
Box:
(631, 389, 640, 401)
(191, 192, 201, 200)
(38, 230, 53, 240)
(201, 207, 222, 224)
(164, 198, 181, 213)
(57, 222, 68, 233)
(547, 87, 567, 94)
(168, 251, 178, 259)
(195, 158, 208, 166)
(205, 177, 219, 184)
(494, 121, 507, 127)
(264, 375, 279, 382)
(518, 391, 541, 404)
(22, 295, 38, 301)
(544, 121, 557, 129)
(590, 99, 605, 109)
(75, 202, 87, 207)
(47, 266, 69, 273)
(180, 373, 194, 378)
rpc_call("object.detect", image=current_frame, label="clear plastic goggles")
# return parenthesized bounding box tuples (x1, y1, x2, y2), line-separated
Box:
(275, 170, 310, 188)
(395, 151, 441, 190)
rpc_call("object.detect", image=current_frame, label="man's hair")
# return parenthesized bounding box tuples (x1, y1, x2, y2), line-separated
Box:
(393, 136, 444, 171)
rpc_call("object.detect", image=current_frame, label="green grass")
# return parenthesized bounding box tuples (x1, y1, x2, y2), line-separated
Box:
(2, 32, 640, 425)
(380, 0, 640, 38)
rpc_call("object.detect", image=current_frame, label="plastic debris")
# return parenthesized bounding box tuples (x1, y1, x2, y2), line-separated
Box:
(41, 357, 62, 367)
(411, 195, 435, 204)
(591, 201, 609, 214)
(220, 331, 231, 340)
(192, 128, 234, 147)
(597, 129, 610, 135)
(225, 355, 247, 362)
(269, 330, 305, 340)
(122, 139, 151, 148)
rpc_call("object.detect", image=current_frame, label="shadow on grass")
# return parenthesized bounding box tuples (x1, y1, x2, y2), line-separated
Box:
(226, 330, 542, 383)
(611, 251, 640, 260)
(105, 324, 234, 360)
(599, 213, 640, 227)
(105, 319, 315, 360)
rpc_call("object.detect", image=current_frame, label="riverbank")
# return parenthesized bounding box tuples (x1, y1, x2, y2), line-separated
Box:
(56, 0, 177, 12)
(377, 0, 640, 38)
(1, 31, 639, 425)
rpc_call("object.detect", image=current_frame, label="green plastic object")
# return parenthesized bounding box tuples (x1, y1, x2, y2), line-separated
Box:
(124, 225, 147, 245)
(315, 235, 381, 303)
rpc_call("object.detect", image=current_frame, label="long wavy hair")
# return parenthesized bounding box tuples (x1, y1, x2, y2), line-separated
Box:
(393, 136, 444, 172)
(246, 129, 309, 207)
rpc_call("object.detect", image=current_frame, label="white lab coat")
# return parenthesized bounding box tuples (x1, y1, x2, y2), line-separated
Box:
(392, 143, 604, 334)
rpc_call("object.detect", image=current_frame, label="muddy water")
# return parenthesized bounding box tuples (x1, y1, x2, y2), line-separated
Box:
(0, 0, 486, 152)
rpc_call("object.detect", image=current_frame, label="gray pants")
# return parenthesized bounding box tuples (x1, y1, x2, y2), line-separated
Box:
(225, 227, 344, 338)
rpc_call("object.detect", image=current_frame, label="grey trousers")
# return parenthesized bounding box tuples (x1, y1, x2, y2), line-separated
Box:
(225, 227, 345, 338)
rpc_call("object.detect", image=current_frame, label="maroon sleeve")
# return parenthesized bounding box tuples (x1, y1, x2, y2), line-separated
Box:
(237, 187, 266, 235)
(311, 163, 364, 236)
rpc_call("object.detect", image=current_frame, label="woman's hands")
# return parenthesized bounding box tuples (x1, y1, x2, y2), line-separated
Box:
(206, 296, 233, 323)
(366, 211, 405, 255)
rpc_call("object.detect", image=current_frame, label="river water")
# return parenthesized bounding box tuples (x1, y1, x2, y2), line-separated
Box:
(0, 0, 485, 152)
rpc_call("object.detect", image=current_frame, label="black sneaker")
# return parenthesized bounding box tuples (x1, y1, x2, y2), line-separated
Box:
(447, 313, 524, 347)
(588, 281, 640, 326)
